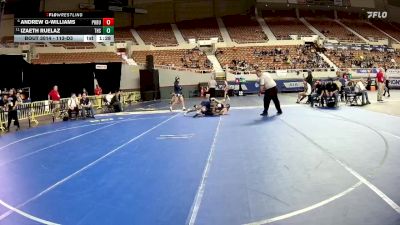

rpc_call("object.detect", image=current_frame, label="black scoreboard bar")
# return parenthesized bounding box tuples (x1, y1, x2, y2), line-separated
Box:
(14, 12, 114, 43)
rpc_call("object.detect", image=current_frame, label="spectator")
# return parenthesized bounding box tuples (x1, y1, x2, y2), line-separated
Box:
(366, 74, 372, 90)
(105, 91, 113, 105)
(67, 93, 80, 119)
(310, 80, 325, 107)
(354, 80, 371, 105)
(110, 90, 122, 112)
(48, 85, 61, 118)
(80, 93, 95, 118)
(325, 79, 339, 100)
(16, 92, 23, 104)
(6, 89, 20, 131)
(94, 84, 103, 109)
(305, 70, 313, 87)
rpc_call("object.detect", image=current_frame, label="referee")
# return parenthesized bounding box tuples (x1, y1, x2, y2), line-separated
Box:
(256, 69, 282, 116)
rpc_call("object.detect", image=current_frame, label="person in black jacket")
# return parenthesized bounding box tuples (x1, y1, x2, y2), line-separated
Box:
(6, 89, 20, 131)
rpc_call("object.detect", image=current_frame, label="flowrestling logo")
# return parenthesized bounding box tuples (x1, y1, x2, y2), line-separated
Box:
(367, 11, 388, 19)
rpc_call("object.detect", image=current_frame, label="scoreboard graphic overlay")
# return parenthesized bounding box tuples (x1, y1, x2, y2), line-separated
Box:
(14, 12, 115, 42)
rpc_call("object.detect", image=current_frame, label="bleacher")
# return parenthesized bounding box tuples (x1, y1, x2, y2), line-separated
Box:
(132, 49, 212, 72)
(50, 42, 96, 49)
(265, 17, 314, 40)
(135, 24, 178, 47)
(325, 49, 400, 69)
(176, 18, 222, 42)
(341, 19, 388, 41)
(371, 20, 400, 41)
(305, 18, 361, 42)
(215, 45, 330, 72)
(1, 36, 45, 47)
(222, 15, 267, 43)
(31, 52, 122, 64)
(114, 27, 138, 44)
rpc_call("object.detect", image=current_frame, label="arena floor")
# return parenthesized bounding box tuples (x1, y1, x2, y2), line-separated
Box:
(0, 91, 399, 225)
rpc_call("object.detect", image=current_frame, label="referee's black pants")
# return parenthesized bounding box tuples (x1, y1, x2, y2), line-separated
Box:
(7, 110, 20, 129)
(208, 88, 216, 98)
(263, 86, 282, 114)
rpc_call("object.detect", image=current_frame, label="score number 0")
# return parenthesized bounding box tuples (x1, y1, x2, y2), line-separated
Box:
(103, 18, 114, 26)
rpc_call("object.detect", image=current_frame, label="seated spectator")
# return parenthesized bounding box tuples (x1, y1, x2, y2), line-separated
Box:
(325, 79, 339, 100)
(334, 77, 344, 101)
(354, 79, 371, 105)
(67, 93, 80, 118)
(310, 80, 325, 107)
(324, 80, 339, 107)
(80, 93, 95, 118)
(110, 90, 122, 112)
(105, 91, 114, 104)
(296, 80, 312, 104)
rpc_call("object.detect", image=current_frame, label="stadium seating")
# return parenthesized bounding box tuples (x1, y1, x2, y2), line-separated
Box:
(341, 19, 387, 41)
(222, 15, 268, 43)
(300, 10, 334, 18)
(135, 24, 178, 47)
(132, 49, 212, 72)
(0, 36, 42, 47)
(31, 52, 122, 64)
(114, 27, 138, 44)
(371, 20, 400, 41)
(176, 18, 222, 42)
(305, 18, 361, 42)
(215, 45, 330, 71)
(262, 10, 297, 18)
(325, 49, 400, 69)
(391, 22, 400, 30)
(265, 17, 314, 40)
(50, 42, 96, 49)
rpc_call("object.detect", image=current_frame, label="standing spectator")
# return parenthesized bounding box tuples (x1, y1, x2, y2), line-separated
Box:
(16, 92, 23, 104)
(304, 70, 313, 88)
(256, 69, 282, 117)
(6, 89, 20, 131)
(208, 74, 217, 98)
(376, 68, 385, 102)
(94, 84, 103, 109)
(366, 74, 372, 90)
(80, 93, 95, 118)
(383, 70, 390, 98)
(0, 95, 7, 129)
(67, 93, 80, 119)
(48, 85, 61, 118)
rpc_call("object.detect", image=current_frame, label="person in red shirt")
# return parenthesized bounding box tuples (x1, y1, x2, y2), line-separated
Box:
(376, 68, 385, 102)
(48, 85, 61, 118)
(48, 85, 60, 101)
(94, 84, 103, 109)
